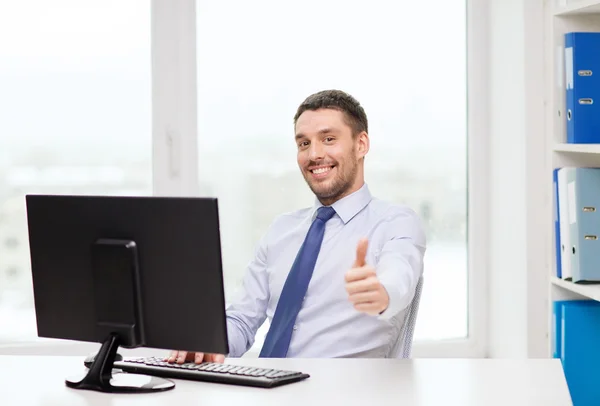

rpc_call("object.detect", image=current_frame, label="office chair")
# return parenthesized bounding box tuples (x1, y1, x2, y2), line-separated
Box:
(388, 275, 424, 358)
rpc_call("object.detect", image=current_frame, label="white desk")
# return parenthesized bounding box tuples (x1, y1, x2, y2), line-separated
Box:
(0, 355, 572, 405)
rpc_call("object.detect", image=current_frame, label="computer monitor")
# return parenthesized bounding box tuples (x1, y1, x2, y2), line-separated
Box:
(25, 194, 229, 394)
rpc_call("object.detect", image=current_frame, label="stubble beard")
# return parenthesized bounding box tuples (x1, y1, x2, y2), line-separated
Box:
(304, 158, 358, 205)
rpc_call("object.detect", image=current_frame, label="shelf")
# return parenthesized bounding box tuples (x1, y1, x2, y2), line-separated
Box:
(551, 276, 600, 301)
(555, 0, 600, 15)
(553, 143, 600, 154)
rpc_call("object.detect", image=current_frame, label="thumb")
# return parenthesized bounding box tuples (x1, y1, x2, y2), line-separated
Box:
(353, 238, 368, 267)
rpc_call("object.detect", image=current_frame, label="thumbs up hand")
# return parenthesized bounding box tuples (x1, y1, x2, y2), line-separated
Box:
(344, 238, 389, 316)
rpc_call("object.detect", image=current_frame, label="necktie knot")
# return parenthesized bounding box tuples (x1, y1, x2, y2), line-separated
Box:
(316, 206, 336, 222)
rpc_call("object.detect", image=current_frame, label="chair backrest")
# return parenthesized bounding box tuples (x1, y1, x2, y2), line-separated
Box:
(387, 275, 424, 358)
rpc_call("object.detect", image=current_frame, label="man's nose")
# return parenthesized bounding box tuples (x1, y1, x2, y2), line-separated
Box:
(308, 143, 325, 161)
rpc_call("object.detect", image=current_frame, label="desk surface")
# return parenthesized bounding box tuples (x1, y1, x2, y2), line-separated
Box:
(0, 355, 572, 405)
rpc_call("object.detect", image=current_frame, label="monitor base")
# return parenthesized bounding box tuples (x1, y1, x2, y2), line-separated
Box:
(65, 333, 175, 393)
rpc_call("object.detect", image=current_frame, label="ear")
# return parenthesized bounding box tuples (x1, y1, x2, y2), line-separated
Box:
(356, 131, 370, 159)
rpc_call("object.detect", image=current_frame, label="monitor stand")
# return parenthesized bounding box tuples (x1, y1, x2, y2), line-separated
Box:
(65, 333, 175, 393)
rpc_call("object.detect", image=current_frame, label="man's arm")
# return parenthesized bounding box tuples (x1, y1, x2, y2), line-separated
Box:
(225, 233, 270, 357)
(344, 207, 426, 319)
(376, 208, 426, 320)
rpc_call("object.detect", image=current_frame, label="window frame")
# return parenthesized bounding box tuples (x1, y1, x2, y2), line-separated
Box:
(0, 0, 197, 352)
(406, 0, 490, 358)
(163, 0, 490, 358)
(0, 0, 490, 358)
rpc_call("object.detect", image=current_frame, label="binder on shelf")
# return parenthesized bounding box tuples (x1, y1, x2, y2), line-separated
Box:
(551, 300, 563, 359)
(558, 300, 600, 406)
(551, 299, 591, 360)
(566, 167, 600, 282)
(554, 168, 562, 278)
(557, 167, 573, 280)
(565, 32, 600, 144)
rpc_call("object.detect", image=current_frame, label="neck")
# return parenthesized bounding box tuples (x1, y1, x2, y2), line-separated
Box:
(318, 179, 365, 206)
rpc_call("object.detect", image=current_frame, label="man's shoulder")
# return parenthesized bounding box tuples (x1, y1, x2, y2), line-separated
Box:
(368, 197, 421, 221)
(368, 198, 426, 244)
(266, 206, 313, 231)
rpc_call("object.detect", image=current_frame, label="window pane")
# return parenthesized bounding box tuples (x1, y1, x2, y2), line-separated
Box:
(196, 0, 467, 346)
(0, 0, 151, 343)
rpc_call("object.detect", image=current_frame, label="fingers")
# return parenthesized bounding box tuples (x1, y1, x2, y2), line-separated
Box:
(195, 353, 205, 364)
(166, 351, 224, 365)
(345, 266, 376, 283)
(177, 351, 190, 364)
(165, 350, 195, 364)
(166, 350, 185, 363)
(209, 353, 226, 363)
(347, 290, 380, 305)
(353, 238, 368, 267)
(345, 274, 379, 294)
(353, 302, 383, 315)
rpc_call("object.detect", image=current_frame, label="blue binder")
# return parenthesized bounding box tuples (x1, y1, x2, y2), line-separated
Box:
(560, 300, 600, 406)
(552, 299, 595, 359)
(554, 168, 562, 278)
(565, 32, 600, 144)
(558, 168, 574, 280)
(566, 168, 600, 282)
(552, 300, 564, 359)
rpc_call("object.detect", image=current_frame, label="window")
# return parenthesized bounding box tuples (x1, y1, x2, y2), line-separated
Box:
(0, 1, 478, 356)
(0, 0, 152, 343)
(196, 0, 468, 353)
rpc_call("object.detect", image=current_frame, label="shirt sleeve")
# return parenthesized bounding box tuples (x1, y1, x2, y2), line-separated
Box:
(224, 232, 270, 357)
(375, 207, 426, 320)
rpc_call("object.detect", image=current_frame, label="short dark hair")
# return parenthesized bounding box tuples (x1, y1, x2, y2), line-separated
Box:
(293, 89, 368, 136)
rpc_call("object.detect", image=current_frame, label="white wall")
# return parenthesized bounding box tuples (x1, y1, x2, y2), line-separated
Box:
(488, 0, 527, 358)
(486, 0, 548, 358)
(523, 0, 549, 360)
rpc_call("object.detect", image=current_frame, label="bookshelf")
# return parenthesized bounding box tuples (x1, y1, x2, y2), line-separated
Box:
(553, 143, 600, 154)
(554, 0, 600, 16)
(547, 0, 600, 355)
(551, 276, 600, 301)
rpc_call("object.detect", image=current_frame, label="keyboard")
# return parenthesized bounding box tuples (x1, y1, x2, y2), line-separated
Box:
(111, 356, 310, 388)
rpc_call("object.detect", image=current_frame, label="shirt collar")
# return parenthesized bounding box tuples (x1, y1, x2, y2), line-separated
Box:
(311, 183, 372, 224)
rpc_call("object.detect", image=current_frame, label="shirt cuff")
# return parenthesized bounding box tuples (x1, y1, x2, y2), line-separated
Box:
(374, 244, 424, 320)
(226, 317, 250, 357)
(377, 277, 406, 320)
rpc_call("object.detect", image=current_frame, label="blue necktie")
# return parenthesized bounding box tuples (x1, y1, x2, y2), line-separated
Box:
(259, 206, 336, 358)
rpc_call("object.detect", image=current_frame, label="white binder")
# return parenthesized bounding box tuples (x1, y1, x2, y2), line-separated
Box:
(557, 167, 573, 280)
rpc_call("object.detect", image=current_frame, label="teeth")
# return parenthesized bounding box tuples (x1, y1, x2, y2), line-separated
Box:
(312, 167, 331, 174)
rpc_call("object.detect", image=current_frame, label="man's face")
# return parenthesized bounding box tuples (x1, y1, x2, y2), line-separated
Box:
(295, 108, 367, 204)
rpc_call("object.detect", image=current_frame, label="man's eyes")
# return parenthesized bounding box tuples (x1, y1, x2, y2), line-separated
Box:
(298, 137, 335, 148)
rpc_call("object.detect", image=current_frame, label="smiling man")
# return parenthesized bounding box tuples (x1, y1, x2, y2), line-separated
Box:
(167, 89, 426, 363)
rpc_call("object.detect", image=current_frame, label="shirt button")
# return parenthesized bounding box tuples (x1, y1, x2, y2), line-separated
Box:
(293, 325, 298, 331)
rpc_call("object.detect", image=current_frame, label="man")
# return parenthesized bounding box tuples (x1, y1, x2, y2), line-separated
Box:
(167, 89, 426, 364)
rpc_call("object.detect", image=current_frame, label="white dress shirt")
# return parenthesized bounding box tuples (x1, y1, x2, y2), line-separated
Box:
(225, 183, 426, 358)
